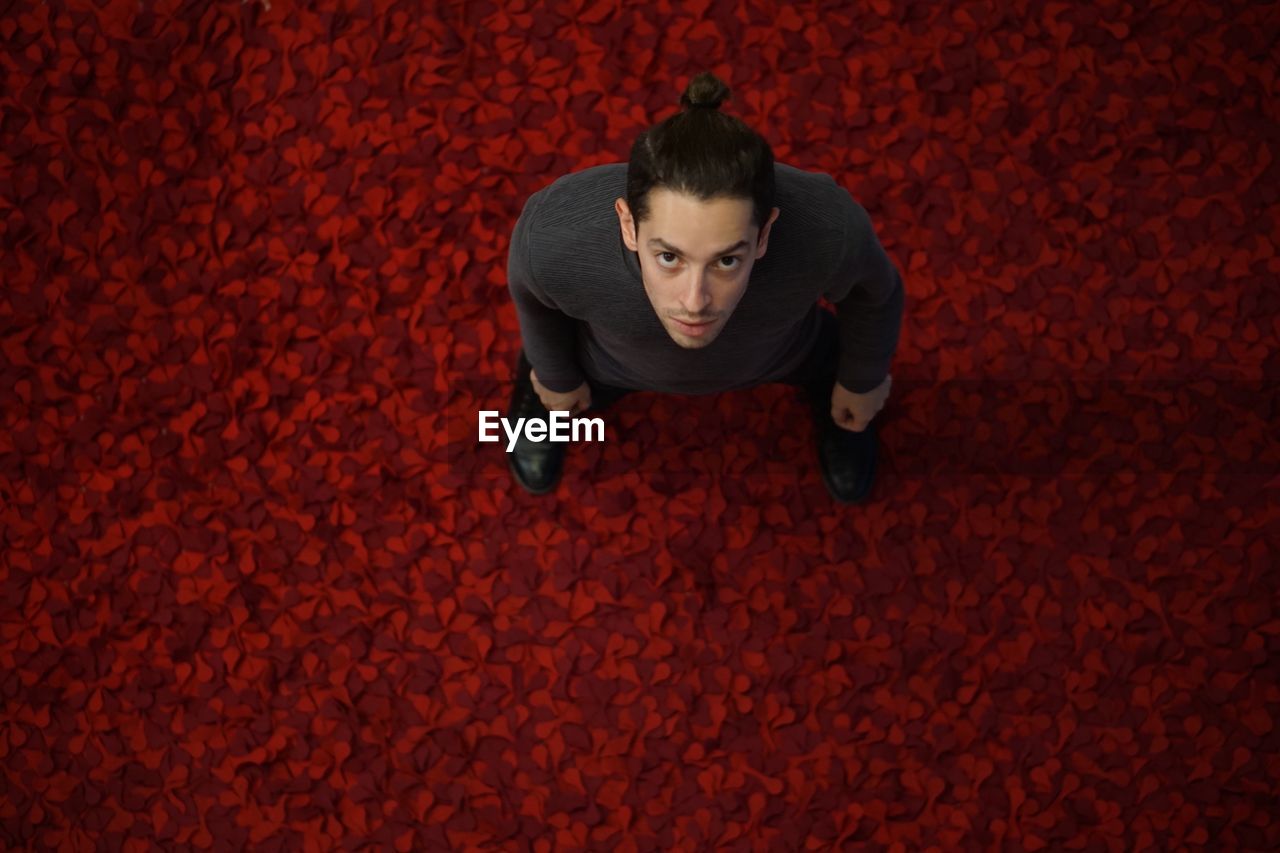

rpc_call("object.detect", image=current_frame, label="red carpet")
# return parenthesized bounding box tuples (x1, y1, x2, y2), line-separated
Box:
(2, 0, 1278, 849)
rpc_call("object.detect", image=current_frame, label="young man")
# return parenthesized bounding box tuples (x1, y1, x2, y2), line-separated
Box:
(502, 73, 904, 503)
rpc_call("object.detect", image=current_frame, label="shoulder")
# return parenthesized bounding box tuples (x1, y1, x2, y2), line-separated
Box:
(525, 162, 627, 227)
(757, 163, 850, 280)
(771, 161, 864, 239)
(775, 161, 847, 205)
(518, 162, 624, 250)
(514, 163, 627, 298)
(777, 161, 873, 215)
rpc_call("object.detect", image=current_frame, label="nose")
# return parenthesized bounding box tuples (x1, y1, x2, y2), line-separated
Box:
(679, 270, 712, 315)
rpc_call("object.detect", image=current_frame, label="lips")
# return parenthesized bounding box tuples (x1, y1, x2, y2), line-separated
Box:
(672, 317, 715, 336)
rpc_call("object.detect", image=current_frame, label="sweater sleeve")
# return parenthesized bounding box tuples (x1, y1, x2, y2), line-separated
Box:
(506, 191, 587, 393)
(823, 196, 905, 394)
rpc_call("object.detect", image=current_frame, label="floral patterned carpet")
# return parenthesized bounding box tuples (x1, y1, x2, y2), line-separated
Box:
(1, 0, 1277, 849)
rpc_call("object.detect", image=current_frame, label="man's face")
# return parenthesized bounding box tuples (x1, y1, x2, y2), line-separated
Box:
(617, 188, 780, 349)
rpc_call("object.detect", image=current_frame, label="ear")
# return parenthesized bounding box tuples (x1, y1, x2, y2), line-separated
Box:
(616, 198, 639, 251)
(755, 206, 781, 258)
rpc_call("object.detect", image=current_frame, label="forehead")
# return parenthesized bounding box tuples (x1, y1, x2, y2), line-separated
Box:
(643, 188, 754, 232)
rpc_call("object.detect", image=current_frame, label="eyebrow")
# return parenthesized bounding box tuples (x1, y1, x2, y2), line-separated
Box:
(647, 237, 750, 257)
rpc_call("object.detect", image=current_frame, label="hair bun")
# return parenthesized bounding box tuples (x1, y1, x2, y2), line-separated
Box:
(680, 71, 730, 111)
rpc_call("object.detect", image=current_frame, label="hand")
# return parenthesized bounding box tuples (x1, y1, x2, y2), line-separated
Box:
(530, 369, 592, 416)
(831, 374, 891, 432)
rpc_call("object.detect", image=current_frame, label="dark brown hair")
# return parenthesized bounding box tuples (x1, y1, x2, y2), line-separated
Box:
(625, 71, 776, 234)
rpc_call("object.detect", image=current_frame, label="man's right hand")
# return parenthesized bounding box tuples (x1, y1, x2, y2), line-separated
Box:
(530, 369, 591, 416)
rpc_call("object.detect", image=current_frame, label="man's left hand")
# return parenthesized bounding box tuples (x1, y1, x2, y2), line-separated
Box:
(831, 374, 891, 433)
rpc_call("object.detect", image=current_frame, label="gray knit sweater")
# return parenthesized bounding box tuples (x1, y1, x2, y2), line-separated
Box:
(506, 162, 904, 395)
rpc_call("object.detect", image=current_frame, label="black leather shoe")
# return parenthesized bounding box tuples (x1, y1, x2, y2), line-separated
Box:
(815, 417, 877, 503)
(505, 369, 566, 495)
(803, 385, 878, 503)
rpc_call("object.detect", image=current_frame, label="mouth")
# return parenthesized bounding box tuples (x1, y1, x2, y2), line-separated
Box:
(671, 317, 716, 336)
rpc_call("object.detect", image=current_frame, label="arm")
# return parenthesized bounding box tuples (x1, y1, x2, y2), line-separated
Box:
(823, 197, 905, 394)
(507, 192, 586, 393)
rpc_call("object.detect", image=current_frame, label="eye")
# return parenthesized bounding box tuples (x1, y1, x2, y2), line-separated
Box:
(655, 252, 742, 270)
